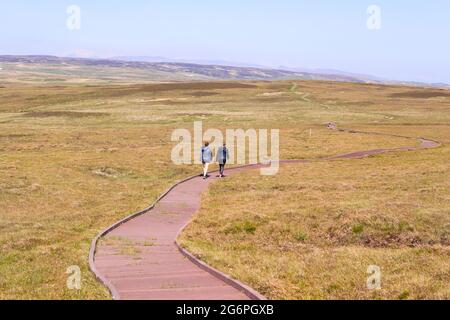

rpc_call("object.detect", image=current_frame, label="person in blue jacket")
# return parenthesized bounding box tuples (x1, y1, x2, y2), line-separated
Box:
(200, 141, 212, 179)
(216, 143, 229, 178)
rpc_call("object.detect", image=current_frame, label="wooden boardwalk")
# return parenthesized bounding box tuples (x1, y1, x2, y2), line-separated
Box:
(91, 128, 440, 300)
(94, 168, 260, 300)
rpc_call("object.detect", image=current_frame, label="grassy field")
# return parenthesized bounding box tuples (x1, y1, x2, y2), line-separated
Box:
(0, 61, 211, 85)
(0, 79, 449, 299)
(179, 82, 450, 300)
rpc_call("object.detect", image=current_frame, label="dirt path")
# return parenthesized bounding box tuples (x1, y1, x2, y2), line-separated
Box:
(90, 128, 440, 300)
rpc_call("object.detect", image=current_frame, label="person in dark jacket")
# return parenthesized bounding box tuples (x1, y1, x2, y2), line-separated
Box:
(216, 143, 229, 178)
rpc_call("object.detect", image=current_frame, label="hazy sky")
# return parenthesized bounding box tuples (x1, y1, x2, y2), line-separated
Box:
(1, 1, 449, 83)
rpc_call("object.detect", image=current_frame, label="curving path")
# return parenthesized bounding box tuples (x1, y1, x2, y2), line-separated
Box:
(89, 127, 440, 300)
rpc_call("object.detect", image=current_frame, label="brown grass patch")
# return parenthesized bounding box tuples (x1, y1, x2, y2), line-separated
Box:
(390, 90, 450, 99)
(186, 91, 220, 97)
(129, 81, 257, 92)
(23, 111, 110, 118)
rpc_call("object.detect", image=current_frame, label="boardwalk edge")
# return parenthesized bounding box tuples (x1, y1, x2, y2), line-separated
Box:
(175, 236, 267, 300)
(88, 126, 440, 300)
(88, 168, 266, 300)
(88, 174, 199, 300)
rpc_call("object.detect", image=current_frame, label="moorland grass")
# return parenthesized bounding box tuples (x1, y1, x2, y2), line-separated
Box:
(0, 80, 448, 299)
(179, 82, 450, 300)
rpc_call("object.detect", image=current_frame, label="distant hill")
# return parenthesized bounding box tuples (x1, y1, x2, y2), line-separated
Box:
(0, 55, 448, 88)
(111, 56, 276, 69)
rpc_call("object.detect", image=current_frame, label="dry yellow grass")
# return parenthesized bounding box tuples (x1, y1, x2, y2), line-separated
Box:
(179, 83, 450, 300)
(181, 141, 450, 299)
(0, 80, 448, 299)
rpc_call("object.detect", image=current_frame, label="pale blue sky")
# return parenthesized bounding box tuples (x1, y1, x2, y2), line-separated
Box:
(1, 1, 449, 83)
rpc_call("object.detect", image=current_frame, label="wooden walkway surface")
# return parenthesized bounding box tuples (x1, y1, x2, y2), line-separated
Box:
(91, 128, 440, 300)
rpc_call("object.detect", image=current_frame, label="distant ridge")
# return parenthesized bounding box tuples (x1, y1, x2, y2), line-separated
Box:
(0, 55, 448, 88)
(0, 55, 365, 82)
(111, 56, 269, 69)
(113, 56, 450, 88)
